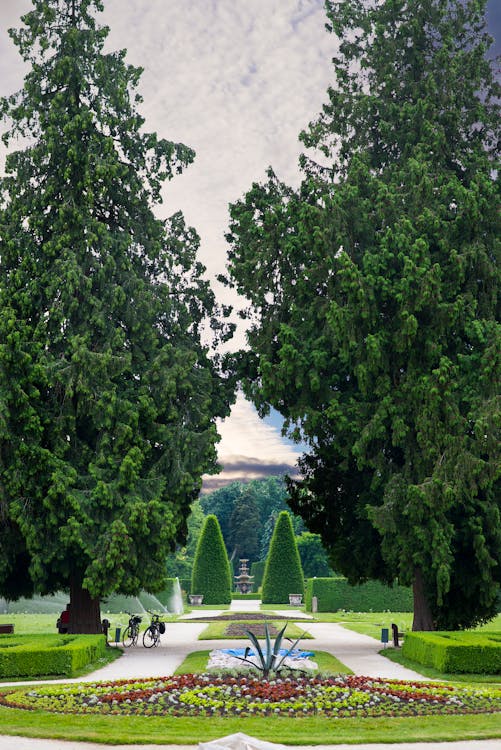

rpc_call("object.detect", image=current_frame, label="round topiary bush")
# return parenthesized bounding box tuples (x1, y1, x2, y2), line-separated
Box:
(191, 515, 232, 605)
(261, 511, 304, 604)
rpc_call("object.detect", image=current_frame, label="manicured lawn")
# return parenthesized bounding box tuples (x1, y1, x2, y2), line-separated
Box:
(0, 612, 177, 636)
(0, 703, 499, 745)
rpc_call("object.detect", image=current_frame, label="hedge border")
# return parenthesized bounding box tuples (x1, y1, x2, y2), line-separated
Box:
(0, 634, 108, 678)
(305, 577, 413, 612)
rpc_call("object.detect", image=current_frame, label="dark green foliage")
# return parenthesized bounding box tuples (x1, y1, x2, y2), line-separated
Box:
(0, 0, 233, 630)
(200, 477, 302, 561)
(0, 634, 107, 678)
(305, 578, 413, 613)
(261, 512, 304, 604)
(402, 632, 501, 674)
(296, 532, 333, 578)
(251, 560, 266, 589)
(229, 493, 260, 562)
(165, 501, 206, 580)
(191, 515, 232, 604)
(224, 0, 500, 630)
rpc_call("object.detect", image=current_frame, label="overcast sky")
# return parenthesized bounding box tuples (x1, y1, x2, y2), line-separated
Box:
(0, 1, 499, 490)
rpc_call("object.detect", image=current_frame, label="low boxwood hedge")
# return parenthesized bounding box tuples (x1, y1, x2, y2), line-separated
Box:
(402, 631, 501, 674)
(305, 577, 413, 612)
(0, 633, 108, 678)
(231, 592, 260, 599)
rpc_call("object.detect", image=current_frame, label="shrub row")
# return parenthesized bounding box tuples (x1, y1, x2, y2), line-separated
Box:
(402, 631, 501, 674)
(0, 634, 108, 678)
(305, 577, 413, 612)
(231, 592, 260, 599)
(250, 561, 266, 590)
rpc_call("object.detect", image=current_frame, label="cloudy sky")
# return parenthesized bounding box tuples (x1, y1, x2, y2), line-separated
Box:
(0, 1, 499, 490)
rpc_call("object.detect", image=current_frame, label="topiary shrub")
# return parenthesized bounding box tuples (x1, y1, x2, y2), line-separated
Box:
(191, 515, 232, 604)
(261, 511, 304, 604)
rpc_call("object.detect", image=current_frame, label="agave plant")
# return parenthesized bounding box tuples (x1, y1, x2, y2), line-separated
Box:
(230, 622, 308, 679)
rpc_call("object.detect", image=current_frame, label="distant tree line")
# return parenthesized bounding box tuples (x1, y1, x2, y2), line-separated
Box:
(165, 476, 334, 583)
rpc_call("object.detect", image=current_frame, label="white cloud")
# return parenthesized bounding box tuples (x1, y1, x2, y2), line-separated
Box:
(217, 392, 301, 464)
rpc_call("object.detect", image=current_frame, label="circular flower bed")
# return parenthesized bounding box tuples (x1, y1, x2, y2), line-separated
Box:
(1, 674, 500, 718)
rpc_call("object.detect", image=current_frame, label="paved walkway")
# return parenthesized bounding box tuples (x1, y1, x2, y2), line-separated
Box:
(0, 600, 499, 749)
(0, 738, 500, 750)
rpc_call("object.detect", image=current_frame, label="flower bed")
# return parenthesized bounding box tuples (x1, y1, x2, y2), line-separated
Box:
(224, 623, 280, 637)
(1, 674, 500, 718)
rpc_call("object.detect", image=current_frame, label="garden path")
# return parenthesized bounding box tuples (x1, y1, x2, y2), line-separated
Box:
(1, 605, 425, 685)
(0, 603, 499, 750)
(0, 735, 499, 750)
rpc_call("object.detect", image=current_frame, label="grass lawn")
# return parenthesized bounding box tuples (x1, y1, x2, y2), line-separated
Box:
(0, 612, 178, 636)
(306, 611, 501, 639)
(0, 704, 498, 745)
(198, 620, 312, 640)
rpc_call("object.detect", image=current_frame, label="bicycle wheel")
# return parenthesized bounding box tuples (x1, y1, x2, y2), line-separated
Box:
(122, 625, 136, 647)
(142, 626, 159, 648)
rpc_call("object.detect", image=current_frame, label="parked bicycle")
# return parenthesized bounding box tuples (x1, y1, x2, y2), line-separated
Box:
(122, 612, 142, 647)
(142, 611, 165, 648)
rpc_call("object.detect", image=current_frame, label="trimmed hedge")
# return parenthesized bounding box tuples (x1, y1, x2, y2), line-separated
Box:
(191, 515, 232, 604)
(0, 634, 108, 678)
(305, 577, 413, 612)
(261, 512, 304, 604)
(251, 560, 266, 590)
(231, 592, 261, 600)
(402, 631, 501, 674)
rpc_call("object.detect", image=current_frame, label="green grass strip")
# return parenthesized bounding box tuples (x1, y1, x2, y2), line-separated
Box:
(198, 620, 311, 640)
(0, 705, 498, 744)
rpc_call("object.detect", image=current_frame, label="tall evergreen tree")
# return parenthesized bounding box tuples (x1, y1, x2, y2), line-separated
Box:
(229, 491, 260, 562)
(225, 0, 500, 629)
(0, 0, 233, 632)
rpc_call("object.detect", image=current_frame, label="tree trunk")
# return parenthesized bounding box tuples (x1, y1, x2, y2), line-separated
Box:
(68, 580, 102, 634)
(412, 567, 435, 631)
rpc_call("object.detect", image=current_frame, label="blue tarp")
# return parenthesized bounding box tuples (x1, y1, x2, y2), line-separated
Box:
(221, 648, 315, 660)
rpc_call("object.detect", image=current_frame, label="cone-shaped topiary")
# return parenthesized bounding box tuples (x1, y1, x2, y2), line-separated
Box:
(191, 515, 232, 604)
(261, 511, 304, 604)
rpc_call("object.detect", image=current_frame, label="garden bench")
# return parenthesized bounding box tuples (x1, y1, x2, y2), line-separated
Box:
(391, 622, 404, 647)
(0, 623, 14, 634)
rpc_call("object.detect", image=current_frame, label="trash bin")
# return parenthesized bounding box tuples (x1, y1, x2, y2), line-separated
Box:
(114, 627, 121, 643)
(381, 628, 389, 647)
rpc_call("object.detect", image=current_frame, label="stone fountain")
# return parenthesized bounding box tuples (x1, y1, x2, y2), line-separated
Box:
(234, 559, 254, 594)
